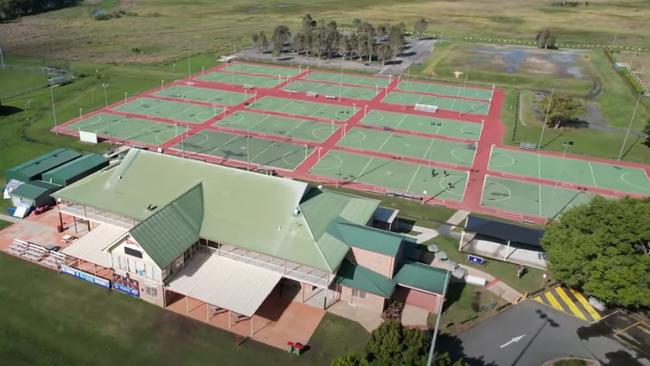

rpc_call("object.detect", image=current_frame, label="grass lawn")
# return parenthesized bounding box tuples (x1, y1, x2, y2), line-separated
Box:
(326, 186, 456, 227)
(426, 235, 546, 294)
(0, 253, 369, 365)
(0, 220, 13, 230)
(502, 88, 650, 164)
(435, 281, 502, 333)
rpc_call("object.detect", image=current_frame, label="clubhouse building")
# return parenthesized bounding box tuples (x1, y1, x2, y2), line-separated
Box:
(4, 149, 448, 347)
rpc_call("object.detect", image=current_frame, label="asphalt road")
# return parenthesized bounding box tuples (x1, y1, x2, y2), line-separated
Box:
(439, 300, 650, 366)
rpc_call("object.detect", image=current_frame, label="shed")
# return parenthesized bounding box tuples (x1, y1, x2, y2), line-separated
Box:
(465, 215, 544, 248)
(41, 153, 108, 186)
(5, 148, 81, 182)
(10, 180, 60, 208)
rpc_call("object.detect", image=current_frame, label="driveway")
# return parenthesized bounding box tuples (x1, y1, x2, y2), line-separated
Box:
(439, 300, 650, 366)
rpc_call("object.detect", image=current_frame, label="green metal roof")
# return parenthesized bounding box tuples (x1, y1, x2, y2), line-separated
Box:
(335, 222, 404, 257)
(42, 154, 108, 186)
(54, 149, 379, 272)
(12, 180, 60, 200)
(130, 184, 203, 268)
(6, 148, 81, 182)
(393, 261, 448, 295)
(335, 260, 396, 298)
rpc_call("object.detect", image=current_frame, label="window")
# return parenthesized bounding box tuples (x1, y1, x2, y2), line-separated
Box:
(124, 246, 143, 259)
(352, 288, 366, 299)
(145, 286, 158, 298)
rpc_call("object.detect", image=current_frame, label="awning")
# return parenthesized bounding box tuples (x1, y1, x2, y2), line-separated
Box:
(168, 250, 282, 317)
(62, 224, 127, 267)
(465, 215, 544, 248)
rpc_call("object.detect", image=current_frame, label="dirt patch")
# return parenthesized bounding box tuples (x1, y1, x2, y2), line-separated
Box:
(460, 44, 591, 80)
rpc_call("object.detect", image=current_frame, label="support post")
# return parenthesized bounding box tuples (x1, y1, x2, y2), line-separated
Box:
(504, 240, 511, 261)
(459, 231, 465, 251)
(250, 316, 254, 336)
(73, 216, 78, 233)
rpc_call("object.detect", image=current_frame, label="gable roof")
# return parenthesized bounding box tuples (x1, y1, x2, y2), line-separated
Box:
(6, 148, 81, 182)
(393, 261, 448, 295)
(129, 183, 204, 268)
(11, 180, 60, 200)
(335, 260, 396, 298)
(53, 149, 379, 272)
(42, 153, 108, 186)
(335, 222, 404, 257)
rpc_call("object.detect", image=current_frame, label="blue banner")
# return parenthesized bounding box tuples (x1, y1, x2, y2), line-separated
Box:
(60, 265, 110, 289)
(467, 255, 486, 265)
(113, 282, 140, 297)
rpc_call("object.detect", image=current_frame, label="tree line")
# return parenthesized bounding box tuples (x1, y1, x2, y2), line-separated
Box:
(251, 15, 429, 65)
(0, 0, 79, 21)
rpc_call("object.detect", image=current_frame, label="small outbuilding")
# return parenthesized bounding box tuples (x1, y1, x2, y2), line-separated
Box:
(10, 180, 60, 210)
(41, 153, 109, 186)
(5, 148, 81, 182)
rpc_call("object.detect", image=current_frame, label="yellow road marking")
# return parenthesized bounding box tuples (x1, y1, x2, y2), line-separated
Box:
(534, 296, 543, 303)
(544, 292, 564, 311)
(555, 287, 587, 320)
(569, 288, 601, 321)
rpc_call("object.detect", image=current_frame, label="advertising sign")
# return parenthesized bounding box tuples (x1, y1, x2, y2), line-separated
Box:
(60, 265, 110, 289)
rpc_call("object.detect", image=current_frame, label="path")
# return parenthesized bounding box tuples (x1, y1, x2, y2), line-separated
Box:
(0, 214, 21, 224)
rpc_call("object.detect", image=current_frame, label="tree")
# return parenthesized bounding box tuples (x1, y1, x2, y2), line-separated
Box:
(377, 43, 393, 65)
(541, 196, 650, 308)
(331, 321, 469, 366)
(536, 28, 557, 49)
(271, 25, 291, 57)
(302, 13, 317, 31)
(376, 23, 389, 39)
(414, 18, 428, 36)
(643, 118, 650, 147)
(388, 25, 404, 57)
(539, 94, 585, 128)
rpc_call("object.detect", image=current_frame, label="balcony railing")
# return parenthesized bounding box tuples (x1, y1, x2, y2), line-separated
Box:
(208, 244, 331, 288)
(59, 202, 137, 229)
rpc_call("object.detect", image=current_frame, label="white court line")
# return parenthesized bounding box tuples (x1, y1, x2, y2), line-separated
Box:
(537, 153, 542, 179)
(405, 163, 422, 193)
(587, 162, 598, 187)
(204, 133, 245, 156)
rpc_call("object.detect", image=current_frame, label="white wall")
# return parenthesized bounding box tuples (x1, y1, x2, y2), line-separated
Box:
(110, 236, 163, 283)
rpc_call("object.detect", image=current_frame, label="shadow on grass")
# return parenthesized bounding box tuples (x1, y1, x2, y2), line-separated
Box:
(0, 105, 23, 117)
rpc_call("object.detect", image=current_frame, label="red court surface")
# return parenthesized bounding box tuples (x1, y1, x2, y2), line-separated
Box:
(53, 61, 650, 225)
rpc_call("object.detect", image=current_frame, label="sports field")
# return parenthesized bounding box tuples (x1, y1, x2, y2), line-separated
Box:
(489, 147, 650, 196)
(247, 96, 356, 121)
(197, 71, 280, 88)
(309, 150, 468, 201)
(382, 91, 490, 115)
(360, 110, 483, 140)
(112, 97, 218, 124)
(64, 112, 186, 145)
(154, 85, 250, 106)
(283, 80, 378, 100)
(175, 130, 313, 170)
(216, 111, 336, 142)
(481, 176, 597, 218)
(304, 72, 389, 88)
(337, 128, 476, 167)
(397, 81, 493, 100)
(222, 63, 300, 77)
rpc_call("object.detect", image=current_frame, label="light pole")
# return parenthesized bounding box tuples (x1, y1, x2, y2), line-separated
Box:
(50, 86, 58, 135)
(0, 47, 4, 69)
(618, 95, 641, 160)
(102, 83, 109, 106)
(426, 270, 450, 366)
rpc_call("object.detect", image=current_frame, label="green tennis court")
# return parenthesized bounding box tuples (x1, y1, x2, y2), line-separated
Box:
(283, 80, 378, 100)
(489, 147, 650, 196)
(216, 111, 336, 142)
(174, 130, 313, 170)
(382, 91, 489, 115)
(481, 176, 597, 218)
(337, 128, 476, 167)
(397, 81, 493, 100)
(305, 72, 389, 88)
(309, 150, 468, 201)
(247, 96, 356, 121)
(154, 85, 250, 106)
(222, 63, 300, 77)
(64, 112, 186, 145)
(360, 110, 483, 141)
(112, 97, 218, 124)
(197, 71, 280, 88)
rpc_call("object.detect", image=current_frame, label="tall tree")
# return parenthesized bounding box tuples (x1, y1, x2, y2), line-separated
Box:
(377, 43, 393, 65)
(271, 25, 290, 57)
(643, 117, 650, 147)
(542, 197, 650, 308)
(376, 23, 389, 39)
(302, 13, 316, 31)
(539, 94, 585, 128)
(536, 28, 557, 48)
(388, 25, 405, 57)
(414, 18, 428, 36)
